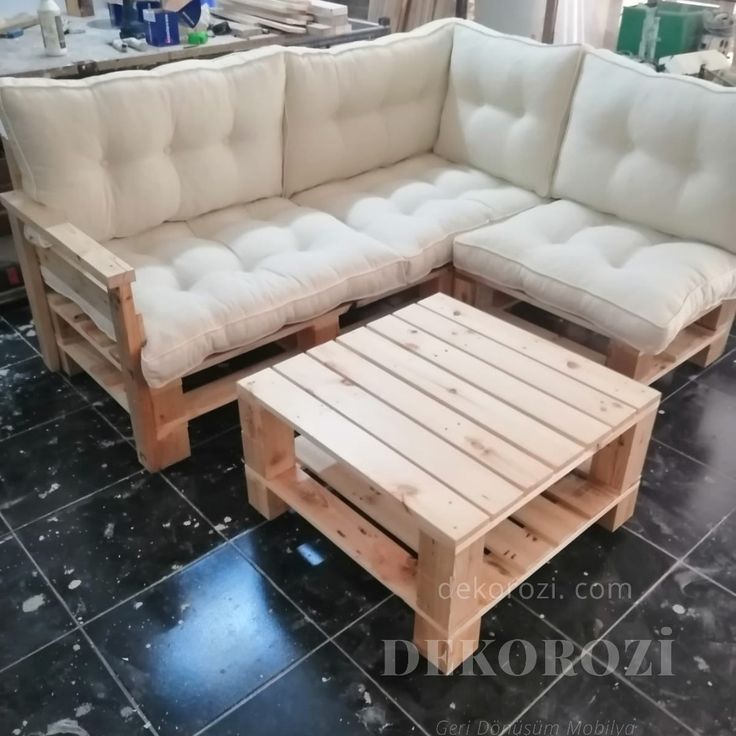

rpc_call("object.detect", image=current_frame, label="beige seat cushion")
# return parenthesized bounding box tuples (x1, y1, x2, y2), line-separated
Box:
(454, 199, 736, 353)
(102, 199, 405, 387)
(293, 153, 543, 283)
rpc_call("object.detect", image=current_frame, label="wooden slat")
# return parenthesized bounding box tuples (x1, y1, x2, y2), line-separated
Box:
(368, 314, 602, 447)
(484, 519, 554, 575)
(60, 337, 128, 410)
(338, 327, 583, 469)
(239, 368, 489, 546)
(38, 248, 114, 336)
(251, 464, 419, 608)
(396, 303, 632, 428)
(275, 353, 523, 517)
(421, 293, 656, 409)
(308, 340, 551, 491)
(295, 436, 419, 550)
(510, 494, 586, 546)
(48, 294, 121, 369)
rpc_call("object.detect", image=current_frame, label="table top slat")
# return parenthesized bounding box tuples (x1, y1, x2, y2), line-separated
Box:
(337, 328, 584, 470)
(309, 340, 552, 491)
(274, 353, 523, 516)
(397, 303, 633, 428)
(421, 293, 658, 410)
(239, 367, 488, 545)
(368, 315, 608, 448)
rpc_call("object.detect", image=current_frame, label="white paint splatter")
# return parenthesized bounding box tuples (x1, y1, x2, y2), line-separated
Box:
(356, 705, 390, 732)
(321, 676, 330, 683)
(134, 602, 143, 610)
(72, 644, 81, 652)
(183, 519, 192, 526)
(22, 593, 46, 613)
(449, 702, 456, 710)
(103, 522, 115, 540)
(75, 704, 92, 718)
(68, 579, 82, 590)
(120, 706, 135, 720)
(38, 483, 61, 500)
(672, 604, 686, 615)
(45, 718, 90, 736)
(223, 516, 232, 523)
(180, 603, 190, 613)
(694, 656, 710, 672)
(214, 524, 227, 532)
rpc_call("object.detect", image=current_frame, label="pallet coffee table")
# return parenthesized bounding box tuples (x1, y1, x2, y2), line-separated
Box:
(237, 292, 660, 673)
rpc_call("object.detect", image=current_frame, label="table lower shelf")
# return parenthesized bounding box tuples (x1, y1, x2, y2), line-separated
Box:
(246, 437, 638, 635)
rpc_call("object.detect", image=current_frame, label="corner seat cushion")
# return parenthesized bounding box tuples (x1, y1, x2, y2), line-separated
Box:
(104, 198, 405, 387)
(293, 153, 543, 283)
(453, 200, 736, 354)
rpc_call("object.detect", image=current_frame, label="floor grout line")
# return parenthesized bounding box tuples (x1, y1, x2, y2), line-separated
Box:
(0, 509, 161, 736)
(0, 402, 90, 448)
(650, 436, 736, 483)
(0, 627, 76, 676)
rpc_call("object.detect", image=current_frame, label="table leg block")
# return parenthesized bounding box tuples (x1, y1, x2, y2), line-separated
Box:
(413, 615, 481, 675)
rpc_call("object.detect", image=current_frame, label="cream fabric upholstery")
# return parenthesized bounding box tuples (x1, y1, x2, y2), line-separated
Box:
(554, 50, 736, 253)
(434, 22, 582, 197)
(104, 199, 405, 387)
(0, 48, 285, 243)
(454, 200, 736, 354)
(294, 153, 543, 282)
(283, 20, 454, 196)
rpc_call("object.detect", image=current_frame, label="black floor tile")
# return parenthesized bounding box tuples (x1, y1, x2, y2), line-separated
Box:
(19, 473, 221, 623)
(514, 671, 692, 736)
(1, 301, 39, 351)
(625, 440, 736, 558)
(0, 356, 84, 442)
(0, 632, 149, 735)
(0, 319, 35, 368)
(337, 596, 571, 734)
(697, 345, 736, 394)
(0, 535, 73, 671)
(188, 402, 240, 447)
(651, 361, 699, 401)
(235, 511, 391, 635)
(206, 641, 419, 735)
(686, 509, 736, 595)
(164, 429, 262, 539)
(513, 526, 673, 646)
(0, 407, 141, 529)
(605, 565, 736, 735)
(69, 373, 134, 439)
(86, 544, 325, 736)
(654, 381, 736, 480)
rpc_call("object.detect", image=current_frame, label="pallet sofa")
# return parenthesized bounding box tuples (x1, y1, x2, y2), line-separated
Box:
(1, 19, 735, 471)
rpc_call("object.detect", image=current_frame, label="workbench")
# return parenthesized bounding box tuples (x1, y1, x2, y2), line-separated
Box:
(0, 1, 387, 78)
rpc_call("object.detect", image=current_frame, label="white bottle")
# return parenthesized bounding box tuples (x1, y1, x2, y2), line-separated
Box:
(38, 0, 67, 57)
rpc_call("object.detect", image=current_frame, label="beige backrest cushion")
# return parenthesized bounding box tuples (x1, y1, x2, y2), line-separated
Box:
(0, 48, 285, 242)
(283, 19, 454, 197)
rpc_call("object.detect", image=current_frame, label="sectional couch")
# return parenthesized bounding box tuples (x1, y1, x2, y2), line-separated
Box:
(1, 18, 735, 470)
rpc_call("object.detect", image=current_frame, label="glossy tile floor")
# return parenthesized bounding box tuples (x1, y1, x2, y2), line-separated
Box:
(1, 301, 735, 736)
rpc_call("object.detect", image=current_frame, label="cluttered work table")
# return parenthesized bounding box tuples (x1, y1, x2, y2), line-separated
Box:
(0, 0, 388, 78)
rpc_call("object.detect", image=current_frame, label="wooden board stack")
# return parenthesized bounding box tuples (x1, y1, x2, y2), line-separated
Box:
(213, 0, 350, 35)
(367, 0, 454, 32)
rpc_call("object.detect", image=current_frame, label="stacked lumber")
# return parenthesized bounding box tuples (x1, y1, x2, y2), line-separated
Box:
(213, 0, 351, 35)
(368, 0, 454, 32)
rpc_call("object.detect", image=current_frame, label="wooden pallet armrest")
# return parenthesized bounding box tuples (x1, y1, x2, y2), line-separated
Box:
(0, 189, 134, 288)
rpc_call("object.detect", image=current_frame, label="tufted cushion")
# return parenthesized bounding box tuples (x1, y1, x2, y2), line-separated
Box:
(99, 199, 405, 387)
(434, 22, 582, 197)
(554, 50, 736, 253)
(283, 20, 454, 197)
(0, 48, 285, 243)
(454, 199, 736, 353)
(294, 153, 543, 282)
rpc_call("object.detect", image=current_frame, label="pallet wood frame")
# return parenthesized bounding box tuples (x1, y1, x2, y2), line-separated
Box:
(237, 295, 659, 673)
(0, 179, 453, 470)
(452, 270, 736, 385)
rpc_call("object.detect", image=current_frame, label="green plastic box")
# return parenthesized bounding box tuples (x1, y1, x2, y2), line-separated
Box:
(617, 2, 704, 63)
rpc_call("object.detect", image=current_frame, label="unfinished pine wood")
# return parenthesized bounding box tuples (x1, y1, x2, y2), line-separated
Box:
(239, 294, 660, 673)
(691, 301, 736, 368)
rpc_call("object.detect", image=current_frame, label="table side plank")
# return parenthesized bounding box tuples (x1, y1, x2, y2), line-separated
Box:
(397, 303, 633, 427)
(307, 341, 551, 490)
(274, 353, 523, 516)
(238, 369, 488, 546)
(421, 293, 658, 410)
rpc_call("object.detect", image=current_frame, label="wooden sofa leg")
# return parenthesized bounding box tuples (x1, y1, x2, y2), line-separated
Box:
(452, 273, 478, 305)
(691, 301, 736, 368)
(605, 340, 653, 381)
(109, 283, 190, 471)
(296, 313, 340, 350)
(7, 213, 61, 371)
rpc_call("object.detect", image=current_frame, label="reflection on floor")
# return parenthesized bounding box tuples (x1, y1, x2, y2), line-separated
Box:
(1, 300, 734, 736)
